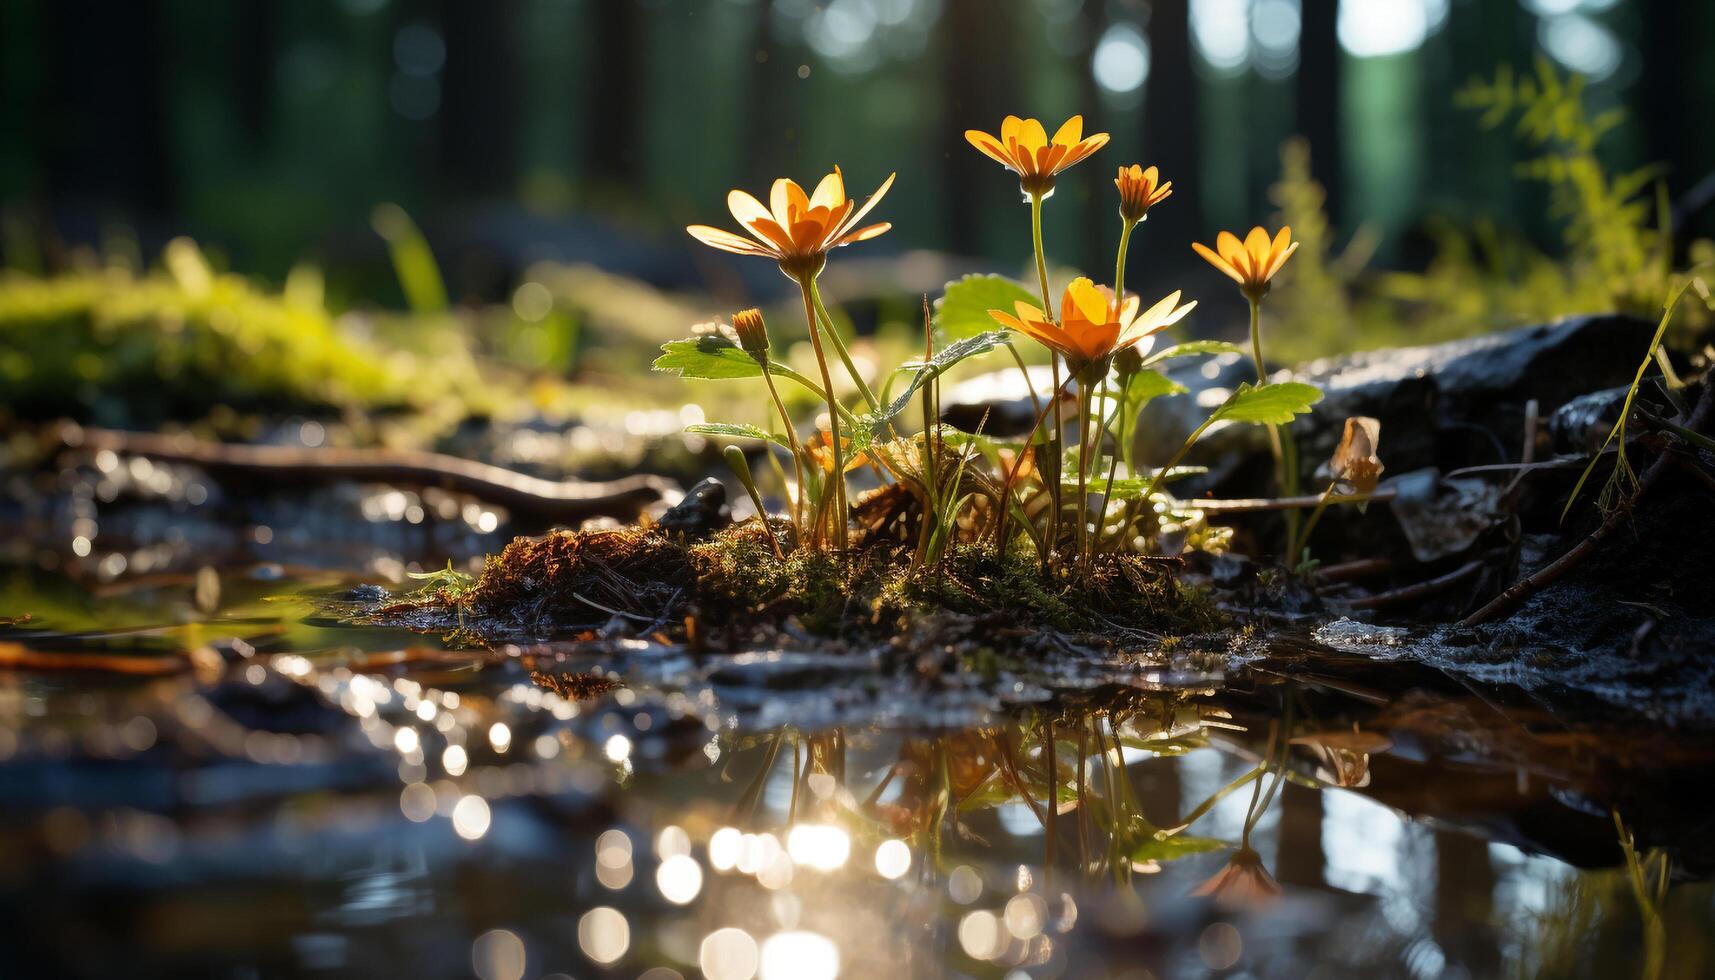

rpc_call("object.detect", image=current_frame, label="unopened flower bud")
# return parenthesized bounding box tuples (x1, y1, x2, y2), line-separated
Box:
(733, 307, 770, 362)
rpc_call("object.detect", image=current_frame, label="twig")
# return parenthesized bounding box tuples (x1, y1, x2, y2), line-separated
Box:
(1461, 382, 1713, 627)
(59, 425, 673, 524)
(1187, 488, 1397, 514)
(1347, 560, 1483, 611)
(1310, 558, 1395, 583)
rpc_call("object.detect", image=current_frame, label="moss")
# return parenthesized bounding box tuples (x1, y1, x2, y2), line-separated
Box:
(435, 520, 1225, 642)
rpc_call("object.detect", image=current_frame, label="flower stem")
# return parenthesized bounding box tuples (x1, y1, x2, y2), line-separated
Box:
(798, 276, 847, 550)
(760, 367, 808, 544)
(1113, 218, 1136, 311)
(1030, 191, 1063, 570)
(1094, 371, 1131, 554)
(1289, 480, 1338, 565)
(1250, 295, 1301, 556)
(1076, 378, 1092, 574)
(809, 279, 879, 413)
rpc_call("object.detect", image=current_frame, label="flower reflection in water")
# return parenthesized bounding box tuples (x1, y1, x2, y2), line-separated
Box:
(10, 588, 1710, 980)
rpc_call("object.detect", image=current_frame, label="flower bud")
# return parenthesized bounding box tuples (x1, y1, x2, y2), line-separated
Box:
(1115, 164, 1172, 224)
(732, 308, 771, 362)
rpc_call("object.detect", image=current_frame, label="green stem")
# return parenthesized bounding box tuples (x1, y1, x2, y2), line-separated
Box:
(1290, 480, 1338, 565)
(1114, 218, 1136, 308)
(1076, 380, 1093, 572)
(1094, 372, 1132, 553)
(1250, 295, 1300, 553)
(809, 278, 879, 413)
(1030, 191, 1063, 569)
(1140, 414, 1219, 505)
(798, 276, 848, 550)
(760, 367, 808, 541)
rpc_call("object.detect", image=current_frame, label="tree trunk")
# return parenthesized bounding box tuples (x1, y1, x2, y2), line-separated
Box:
(437, 0, 520, 198)
(1295, 0, 1342, 227)
(1140, 0, 1200, 256)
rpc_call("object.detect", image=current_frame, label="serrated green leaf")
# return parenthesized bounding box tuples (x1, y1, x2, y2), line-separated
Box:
(1209, 381, 1323, 425)
(652, 336, 763, 379)
(868, 329, 1013, 434)
(1141, 340, 1245, 366)
(934, 274, 1038, 339)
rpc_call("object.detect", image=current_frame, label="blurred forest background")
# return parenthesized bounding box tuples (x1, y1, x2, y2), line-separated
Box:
(1, 0, 1711, 319)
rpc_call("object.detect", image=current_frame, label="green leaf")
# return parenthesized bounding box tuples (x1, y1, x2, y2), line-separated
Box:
(1209, 382, 1323, 425)
(652, 336, 763, 380)
(1141, 340, 1245, 366)
(684, 422, 788, 449)
(865, 329, 1013, 435)
(1121, 369, 1187, 413)
(934, 274, 1038, 339)
(1130, 834, 1228, 864)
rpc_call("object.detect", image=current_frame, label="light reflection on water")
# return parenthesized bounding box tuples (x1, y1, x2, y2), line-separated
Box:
(0, 567, 1712, 978)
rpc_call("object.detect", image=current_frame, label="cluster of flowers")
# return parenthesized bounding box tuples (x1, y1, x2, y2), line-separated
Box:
(681, 112, 1372, 569)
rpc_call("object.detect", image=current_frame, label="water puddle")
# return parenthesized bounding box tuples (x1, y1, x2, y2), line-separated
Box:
(1, 563, 1711, 978)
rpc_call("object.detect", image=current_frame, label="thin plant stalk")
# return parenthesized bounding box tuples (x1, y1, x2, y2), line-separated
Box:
(796, 276, 848, 550)
(1094, 371, 1133, 553)
(809, 279, 880, 413)
(759, 368, 808, 539)
(1249, 294, 1301, 552)
(1113, 219, 1136, 307)
(1029, 190, 1064, 570)
(1289, 479, 1340, 563)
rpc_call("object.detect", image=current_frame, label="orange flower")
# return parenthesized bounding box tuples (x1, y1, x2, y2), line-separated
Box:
(988, 276, 1195, 372)
(805, 429, 869, 474)
(687, 167, 895, 280)
(1192, 226, 1300, 300)
(1115, 164, 1172, 223)
(1190, 846, 1282, 909)
(965, 115, 1109, 197)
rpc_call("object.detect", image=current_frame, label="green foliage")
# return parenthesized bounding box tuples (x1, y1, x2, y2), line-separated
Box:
(1210, 382, 1324, 425)
(869, 328, 1013, 433)
(683, 421, 789, 448)
(1455, 59, 1672, 317)
(933, 274, 1037, 339)
(1268, 62, 1713, 360)
(371, 203, 449, 315)
(0, 238, 490, 425)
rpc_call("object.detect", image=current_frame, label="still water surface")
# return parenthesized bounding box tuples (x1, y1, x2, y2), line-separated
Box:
(0, 562, 1711, 979)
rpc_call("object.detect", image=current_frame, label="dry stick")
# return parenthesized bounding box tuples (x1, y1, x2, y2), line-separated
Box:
(1311, 557, 1395, 583)
(1461, 383, 1713, 627)
(62, 426, 671, 524)
(1190, 488, 1397, 514)
(1347, 560, 1483, 611)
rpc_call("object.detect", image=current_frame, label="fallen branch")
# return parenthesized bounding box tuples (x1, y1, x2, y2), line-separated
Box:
(58, 425, 676, 525)
(1347, 560, 1483, 611)
(1183, 488, 1396, 515)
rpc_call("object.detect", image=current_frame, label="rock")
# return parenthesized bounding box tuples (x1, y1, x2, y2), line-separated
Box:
(1136, 314, 1658, 496)
(656, 477, 730, 538)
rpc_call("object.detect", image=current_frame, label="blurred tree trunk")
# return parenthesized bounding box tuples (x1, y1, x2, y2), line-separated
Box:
(1295, 0, 1341, 227)
(234, 0, 277, 145)
(437, 0, 520, 197)
(42, 0, 174, 216)
(742, 0, 786, 185)
(1078, 0, 1109, 276)
(1140, 0, 1200, 254)
(939, 0, 1017, 257)
(585, 0, 644, 187)
(1440, 0, 1539, 237)
(1641, 3, 1715, 247)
